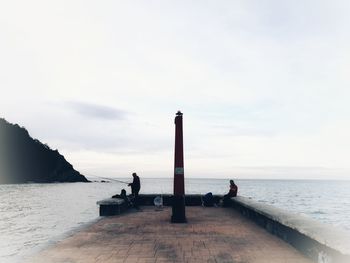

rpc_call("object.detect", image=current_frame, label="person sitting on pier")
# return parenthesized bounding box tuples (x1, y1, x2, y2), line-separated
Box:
(112, 189, 131, 206)
(112, 188, 127, 199)
(222, 180, 238, 207)
(112, 189, 132, 207)
(128, 172, 141, 208)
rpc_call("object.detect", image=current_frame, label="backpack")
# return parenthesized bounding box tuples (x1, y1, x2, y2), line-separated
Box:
(202, 192, 214, 207)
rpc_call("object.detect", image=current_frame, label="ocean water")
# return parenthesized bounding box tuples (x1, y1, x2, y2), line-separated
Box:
(0, 178, 349, 262)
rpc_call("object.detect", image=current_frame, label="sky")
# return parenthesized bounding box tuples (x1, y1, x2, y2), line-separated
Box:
(1, 1, 350, 179)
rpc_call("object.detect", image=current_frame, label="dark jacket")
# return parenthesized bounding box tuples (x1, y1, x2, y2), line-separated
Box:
(228, 183, 238, 197)
(130, 176, 140, 194)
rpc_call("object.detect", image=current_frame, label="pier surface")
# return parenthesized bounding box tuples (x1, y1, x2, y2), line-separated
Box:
(27, 207, 313, 263)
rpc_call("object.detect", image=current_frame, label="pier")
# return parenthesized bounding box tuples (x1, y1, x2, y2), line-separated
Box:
(24, 112, 350, 263)
(25, 205, 313, 263)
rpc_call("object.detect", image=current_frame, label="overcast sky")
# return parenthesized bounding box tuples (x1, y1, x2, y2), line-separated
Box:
(1, 1, 350, 179)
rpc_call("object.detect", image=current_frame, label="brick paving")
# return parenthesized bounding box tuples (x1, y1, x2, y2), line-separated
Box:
(26, 207, 314, 263)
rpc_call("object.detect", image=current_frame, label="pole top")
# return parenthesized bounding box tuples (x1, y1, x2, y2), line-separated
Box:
(176, 111, 183, 116)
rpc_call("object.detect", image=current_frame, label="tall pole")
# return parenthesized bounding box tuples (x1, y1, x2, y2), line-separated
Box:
(171, 111, 186, 223)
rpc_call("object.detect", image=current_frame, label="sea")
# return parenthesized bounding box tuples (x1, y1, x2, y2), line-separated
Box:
(0, 178, 350, 263)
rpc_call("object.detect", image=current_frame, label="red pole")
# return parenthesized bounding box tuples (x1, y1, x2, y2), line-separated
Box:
(174, 111, 184, 195)
(171, 111, 186, 223)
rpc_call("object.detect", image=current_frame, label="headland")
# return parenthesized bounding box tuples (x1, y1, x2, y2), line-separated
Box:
(0, 118, 89, 184)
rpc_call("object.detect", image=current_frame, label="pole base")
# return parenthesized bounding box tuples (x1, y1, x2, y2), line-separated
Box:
(171, 195, 187, 223)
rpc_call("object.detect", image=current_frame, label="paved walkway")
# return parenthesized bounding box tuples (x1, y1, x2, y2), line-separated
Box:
(26, 207, 313, 263)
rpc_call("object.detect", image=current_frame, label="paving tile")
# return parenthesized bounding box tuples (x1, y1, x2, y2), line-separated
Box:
(25, 207, 313, 263)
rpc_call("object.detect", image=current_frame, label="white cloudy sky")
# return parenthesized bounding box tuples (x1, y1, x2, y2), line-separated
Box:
(1, 1, 350, 179)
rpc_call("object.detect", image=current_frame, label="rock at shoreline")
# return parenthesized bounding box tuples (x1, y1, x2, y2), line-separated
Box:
(0, 118, 89, 184)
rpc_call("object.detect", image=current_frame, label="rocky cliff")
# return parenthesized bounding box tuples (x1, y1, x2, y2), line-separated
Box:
(0, 118, 89, 184)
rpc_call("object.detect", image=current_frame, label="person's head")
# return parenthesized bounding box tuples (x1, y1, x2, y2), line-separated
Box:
(132, 172, 137, 177)
(121, 189, 126, 195)
(230, 180, 234, 185)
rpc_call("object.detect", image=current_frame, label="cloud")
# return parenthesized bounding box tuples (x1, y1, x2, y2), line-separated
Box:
(65, 101, 127, 120)
(1, 1, 350, 178)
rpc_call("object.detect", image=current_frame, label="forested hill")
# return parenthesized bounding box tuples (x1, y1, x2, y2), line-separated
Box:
(0, 118, 89, 184)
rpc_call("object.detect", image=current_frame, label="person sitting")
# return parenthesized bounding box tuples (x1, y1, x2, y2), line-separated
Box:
(222, 180, 238, 207)
(112, 189, 131, 207)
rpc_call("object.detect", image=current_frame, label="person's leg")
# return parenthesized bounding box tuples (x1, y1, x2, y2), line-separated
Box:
(222, 194, 232, 207)
(134, 191, 139, 208)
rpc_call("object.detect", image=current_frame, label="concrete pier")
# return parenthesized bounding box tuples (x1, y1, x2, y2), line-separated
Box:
(26, 207, 313, 263)
(231, 196, 350, 263)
